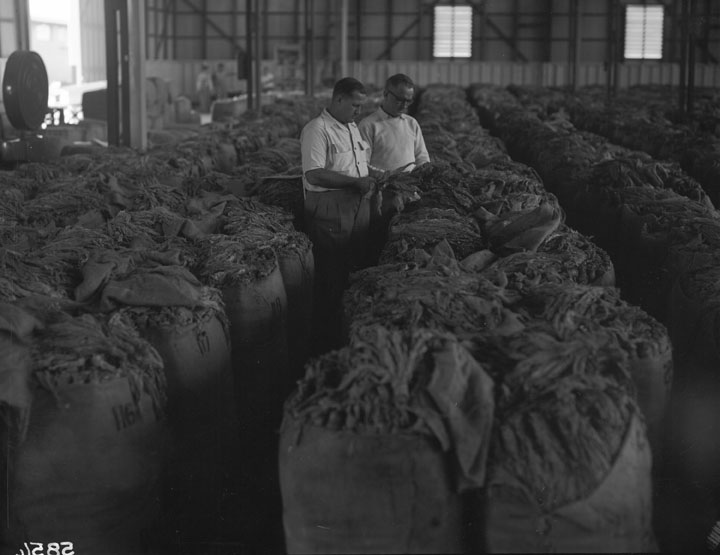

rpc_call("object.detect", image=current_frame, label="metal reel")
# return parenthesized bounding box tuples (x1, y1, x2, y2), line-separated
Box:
(2, 50, 49, 131)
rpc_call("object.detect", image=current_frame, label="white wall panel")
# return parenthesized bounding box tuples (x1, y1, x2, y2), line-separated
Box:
(78, 0, 105, 83)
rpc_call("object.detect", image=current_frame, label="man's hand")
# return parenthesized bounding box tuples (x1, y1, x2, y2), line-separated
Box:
(389, 194, 404, 213)
(355, 176, 376, 196)
(381, 192, 404, 215)
(368, 165, 387, 180)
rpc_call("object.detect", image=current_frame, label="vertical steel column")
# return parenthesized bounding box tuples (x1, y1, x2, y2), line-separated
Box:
(480, 1, 487, 60)
(574, 0, 582, 90)
(253, 0, 262, 106)
(104, 0, 140, 147)
(246, 0, 254, 109)
(201, 0, 207, 60)
(612, 0, 620, 96)
(606, 0, 615, 102)
(104, 0, 120, 146)
(512, 0, 519, 62)
(687, 0, 696, 112)
(231, 1, 237, 54)
(667, 0, 677, 62)
(13, 0, 30, 51)
(128, 0, 147, 150)
(305, 0, 315, 96)
(171, 0, 177, 58)
(262, 0, 269, 59)
(145, 0, 150, 62)
(545, 0, 553, 62)
(386, 0, 394, 62)
(119, 2, 131, 146)
(340, 0, 348, 76)
(703, 0, 711, 63)
(356, 0, 362, 60)
(679, 0, 689, 111)
(568, 0, 577, 90)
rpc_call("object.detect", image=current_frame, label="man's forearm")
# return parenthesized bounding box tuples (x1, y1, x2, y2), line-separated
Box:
(304, 168, 367, 191)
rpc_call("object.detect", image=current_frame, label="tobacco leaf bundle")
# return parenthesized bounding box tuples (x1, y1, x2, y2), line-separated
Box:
(484, 250, 602, 292)
(466, 326, 637, 509)
(31, 311, 167, 416)
(343, 262, 520, 339)
(513, 282, 671, 362)
(194, 234, 278, 287)
(380, 207, 484, 263)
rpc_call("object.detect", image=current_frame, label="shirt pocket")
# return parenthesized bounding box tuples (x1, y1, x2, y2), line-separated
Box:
(328, 143, 357, 175)
(356, 139, 370, 166)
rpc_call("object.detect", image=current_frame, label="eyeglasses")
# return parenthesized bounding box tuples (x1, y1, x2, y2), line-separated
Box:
(386, 89, 414, 105)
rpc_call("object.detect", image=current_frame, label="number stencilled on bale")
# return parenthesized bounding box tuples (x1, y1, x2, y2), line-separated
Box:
(4, 312, 167, 555)
(269, 296, 285, 337)
(111, 402, 143, 431)
(195, 328, 211, 355)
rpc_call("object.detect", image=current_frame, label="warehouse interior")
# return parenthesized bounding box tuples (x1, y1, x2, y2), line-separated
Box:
(2, 0, 720, 554)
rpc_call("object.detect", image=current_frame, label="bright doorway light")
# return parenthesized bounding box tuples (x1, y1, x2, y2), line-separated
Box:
(433, 5, 473, 58)
(28, 0, 81, 85)
(624, 5, 664, 60)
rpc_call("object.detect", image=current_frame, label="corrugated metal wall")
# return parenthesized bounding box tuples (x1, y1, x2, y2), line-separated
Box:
(3, 1, 720, 116)
(144, 0, 617, 64)
(143, 58, 720, 98)
(332, 60, 720, 89)
(143, 0, 720, 65)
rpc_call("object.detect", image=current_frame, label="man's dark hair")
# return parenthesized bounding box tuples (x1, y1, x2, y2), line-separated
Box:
(385, 73, 415, 90)
(332, 77, 366, 100)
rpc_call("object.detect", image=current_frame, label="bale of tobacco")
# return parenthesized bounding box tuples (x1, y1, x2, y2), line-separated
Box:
(537, 223, 616, 285)
(379, 207, 484, 264)
(466, 159, 546, 199)
(3, 310, 168, 555)
(482, 245, 613, 293)
(464, 323, 656, 553)
(585, 154, 713, 209)
(668, 263, 720, 373)
(342, 255, 521, 343)
(398, 162, 478, 215)
(221, 216, 314, 382)
(193, 233, 289, 434)
(474, 192, 564, 255)
(254, 173, 306, 229)
(280, 325, 495, 554)
(511, 282, 672, 452)
(1, 225, 116, 302)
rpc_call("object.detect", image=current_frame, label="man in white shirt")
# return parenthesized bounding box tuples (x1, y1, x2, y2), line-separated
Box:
(300, 77, 377, 351)
(358, 73, 430, 261)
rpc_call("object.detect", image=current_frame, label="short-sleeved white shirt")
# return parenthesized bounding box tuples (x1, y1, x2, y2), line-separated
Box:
(357, 108, 430, 172)
(300, 108, 370, 193)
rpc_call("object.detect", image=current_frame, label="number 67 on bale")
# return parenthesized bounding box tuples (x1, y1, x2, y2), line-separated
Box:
(15, 542, 75, 555)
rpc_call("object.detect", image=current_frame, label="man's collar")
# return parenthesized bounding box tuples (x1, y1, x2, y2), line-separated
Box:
(323, 108, 355, 126)
(380, 106, 404, 119)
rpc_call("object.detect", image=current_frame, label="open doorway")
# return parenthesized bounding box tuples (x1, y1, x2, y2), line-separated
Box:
(29, 0, 88, 124)
(29, 0, 80, 85)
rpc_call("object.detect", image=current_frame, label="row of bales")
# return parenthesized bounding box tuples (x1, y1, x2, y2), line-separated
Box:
(472, 82, 720, 553)
(2, 79, 704, 554)
(278, 83, 670, 554)
(0, 96, 330, 554)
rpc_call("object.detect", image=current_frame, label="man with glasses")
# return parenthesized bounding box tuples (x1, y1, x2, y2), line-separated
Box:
(359, 73, 430, 175)
(358, 73, 430, 260)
